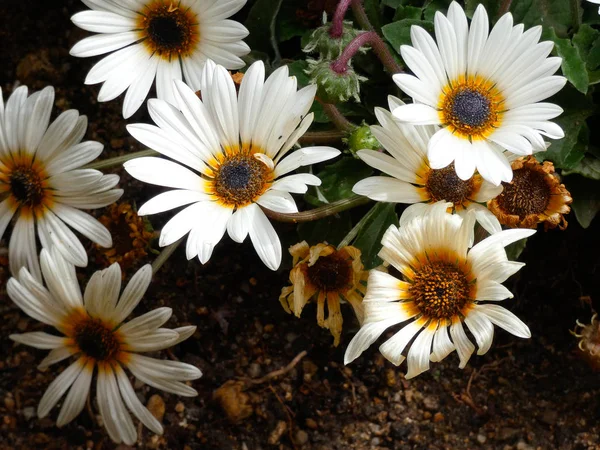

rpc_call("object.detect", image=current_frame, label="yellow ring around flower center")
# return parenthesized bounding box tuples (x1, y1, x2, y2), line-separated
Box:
(205, 147, 274, 208)
(137, 1, 200, 60)
(439, 76, 504, 141)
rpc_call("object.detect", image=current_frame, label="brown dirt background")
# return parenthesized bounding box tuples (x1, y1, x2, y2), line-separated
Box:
(1, 1, 600, 449)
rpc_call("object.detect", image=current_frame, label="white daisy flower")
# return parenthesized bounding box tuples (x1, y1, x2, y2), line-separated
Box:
(8, 247, 201, 445)
(391, 2, 566, 186)
(353, 95, 503, 236)
(344, 201, 535, 379)
(124, 60, 341, 271)
(70, 0, 250, 118)
(0, 86, 122, 281)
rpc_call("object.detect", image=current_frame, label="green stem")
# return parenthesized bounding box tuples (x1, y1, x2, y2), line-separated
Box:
(570, 0, 581, 33)
(151, 238, 183, 275)
(320, 102, 356, 132)
(337, 201, 379, 249)
(299, 130, 345, 145)
(261, 195, 370, 224)
(350, 0, 373, 31)
(84, 149, 158, 171)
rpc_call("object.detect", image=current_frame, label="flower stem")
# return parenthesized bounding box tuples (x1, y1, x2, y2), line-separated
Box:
(320, 101, 356, 132)
(331, 31, 402, 75)
(261, 194, 370, 223)
(350, 0, 373, 31)
(337, 200, 378, 249)
(84, 149, 158, 171)
(151, 238, 183, 275)
(298, 130, 345, 145)
(570, 0, 581, 33)
(330, 0, 354, 38)
(498, 0, 512, 15)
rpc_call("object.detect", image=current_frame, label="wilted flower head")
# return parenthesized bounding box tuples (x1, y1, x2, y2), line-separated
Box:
(8, 247, 200, 445)
(0, 85, 122, 280)
(345, 202, 534, 378)
(487, 156, 572, 230)
(70, 0, 250, 117)
(391, 2, 566, 186)
(279, 241, 365, 346)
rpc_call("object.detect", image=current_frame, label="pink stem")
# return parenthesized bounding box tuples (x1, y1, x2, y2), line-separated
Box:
(330, 0, 353, 38)
(330, 31, 402, 75)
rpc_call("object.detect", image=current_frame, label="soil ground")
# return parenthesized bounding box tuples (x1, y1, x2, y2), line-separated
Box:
(1, 1, 600, 449)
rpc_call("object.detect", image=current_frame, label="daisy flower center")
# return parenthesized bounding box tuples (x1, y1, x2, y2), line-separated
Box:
(439, 78, 503, 140)
(496, 168, 550, 218)
(9, 165, 45, 206)
(211, 153, 272, 208)
(72, 317, 121, 361)
(307, 252, 353, 293)
(410, 261, 473, 320)
(138, 1, 199, 59)
(426, 163, 475, 205)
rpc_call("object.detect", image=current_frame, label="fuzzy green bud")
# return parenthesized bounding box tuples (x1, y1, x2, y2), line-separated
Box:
(345, 123, 381, 156)
(303, 15, 365, 60)
(306, 58, 366, 104)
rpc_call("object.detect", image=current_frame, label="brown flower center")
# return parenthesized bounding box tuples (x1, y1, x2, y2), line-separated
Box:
(138, 1, 199, 60)
(9, 165, 45, 208)
(73, 317, 120, 361)
(426, 163, 475, 205)
(409, 261, 472, 320)
(307, 252, 352, 293)
(212, 154, 272, 207)
(496, 168, 550, 218)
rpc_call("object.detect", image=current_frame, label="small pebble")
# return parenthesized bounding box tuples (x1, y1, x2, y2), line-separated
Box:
(175, 402, 185, 413)
(433, 412, 444, 423)
(477, 434, 487, 444)
(147, 394, 166, 423)
(295, 430, 309, 445)
(22, 406, 35, 420)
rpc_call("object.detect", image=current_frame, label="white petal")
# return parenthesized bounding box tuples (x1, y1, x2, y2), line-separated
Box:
(353, 176, 423, 203)
(248, 205, 281, 271)
(476, 304, 531, 338)
(71, 10, 135, 33)
(464, 309, 495, 355)
(274, 147, 340, 178)
(138, 190, 209, 216)
(111, 264, 152, 324)
(379, 319, 424, 366)
(57, 360, 94, 427)
(38, 359, 85, 418)
(405, 324, 436, 379)
(123, 157, 205, 190)
(70, 31, 139, 57)
(449, 320, 474, 369)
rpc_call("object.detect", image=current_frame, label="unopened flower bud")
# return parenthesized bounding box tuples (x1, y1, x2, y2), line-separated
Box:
(303, 14, 364, 60)
(306, 58, 366, 104)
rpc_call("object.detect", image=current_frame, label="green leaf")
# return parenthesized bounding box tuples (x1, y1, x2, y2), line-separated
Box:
(393, 5, 422, 21)
(353, 202, 398, 269)
(297, 212, 353, 247)
(562, 156, 600, 180)
(564, 175, 600, 228)
(244, 0, 282, 55)
(541, 87, 594, 170)
(464, 0, 499, 17)
(512, 0, 573, 38)
(364, 0, 383, 31)
(505, 238, 528, 262)
(542, 27, 588, 94)
(573, 24, 600, 71)
(317, 158, 374, 203)
(422, 0, 452, 21)
(382, 19, 434, 54)
(382, 0, 404, 7)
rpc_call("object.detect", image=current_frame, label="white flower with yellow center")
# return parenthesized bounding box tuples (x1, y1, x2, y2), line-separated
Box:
(0, 86, 122, 281)
(391, 2, 566, 186)
(8, 247, 201, 445)
(353, 96, 502, 236)
(124, 60, 341, 271)
(344, 202, 534, 378)
(70, 0, 250, 118)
